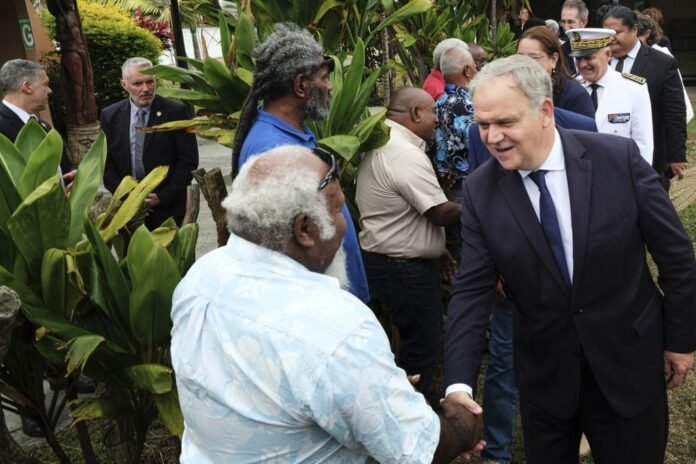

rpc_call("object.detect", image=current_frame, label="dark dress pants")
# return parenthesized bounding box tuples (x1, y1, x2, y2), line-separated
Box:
(520, 358, 668, 464)
(363, 252, 443, 403)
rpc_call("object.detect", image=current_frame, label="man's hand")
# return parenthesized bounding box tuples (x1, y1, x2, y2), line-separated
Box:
(440, 250, 458, 282)
(669, 162, 687, 180)
(62, 169, 77, 193)
(146, 193, 161, 208)
(446, 390, 483, 415)
(433, 395, 484, 463)
(664, 351, 693, 389)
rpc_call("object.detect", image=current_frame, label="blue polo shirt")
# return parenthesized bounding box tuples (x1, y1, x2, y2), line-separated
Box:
(240, 110, 370, 303)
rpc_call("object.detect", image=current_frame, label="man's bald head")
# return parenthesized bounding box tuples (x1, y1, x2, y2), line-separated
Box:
(467, 43, 488, 71)
(387, 87, 437, 142)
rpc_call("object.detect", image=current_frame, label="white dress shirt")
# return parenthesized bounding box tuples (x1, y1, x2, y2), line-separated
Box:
(610, 40, 641, 74)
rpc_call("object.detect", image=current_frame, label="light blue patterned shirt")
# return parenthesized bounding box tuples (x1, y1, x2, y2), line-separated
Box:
(171, 233, 440, 463)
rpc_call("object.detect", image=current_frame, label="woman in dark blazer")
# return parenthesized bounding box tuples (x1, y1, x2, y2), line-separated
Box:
(517, 26, 595, 118)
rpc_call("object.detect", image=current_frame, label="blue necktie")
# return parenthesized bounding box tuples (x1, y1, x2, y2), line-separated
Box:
(133, 108, 147, 180)
(528, 170, 571, 288)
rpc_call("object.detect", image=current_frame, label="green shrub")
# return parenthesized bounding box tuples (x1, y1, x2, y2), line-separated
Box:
(40, 1, 161, 112)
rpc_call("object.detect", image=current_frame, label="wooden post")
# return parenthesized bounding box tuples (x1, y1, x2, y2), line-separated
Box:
(193, 168, 229, 247)
(182, 183, 200, 226)
(0, 287, 40, 464)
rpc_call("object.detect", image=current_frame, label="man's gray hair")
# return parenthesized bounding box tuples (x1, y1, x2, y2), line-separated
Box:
(469, 55, 552, 110)
(562, 0, 588, 20)
(432, 38, 468, 71)
(545, 19, 560, 35)
(223, 145, 335, 253)
(122, 57, 153, 79)
(0, 59, 45, 94)
(440, 48, 474, 78)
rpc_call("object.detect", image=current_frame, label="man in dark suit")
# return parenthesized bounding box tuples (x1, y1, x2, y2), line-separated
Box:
(0, 59, 74, 178)
(444, 55, 696, 463)
(559, 0, 589, 75)
(101, 57, 198, 229)
(603, 6, 687, 190)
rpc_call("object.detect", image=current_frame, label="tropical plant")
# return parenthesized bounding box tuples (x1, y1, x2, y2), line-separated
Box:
(0, 121, 197, 462)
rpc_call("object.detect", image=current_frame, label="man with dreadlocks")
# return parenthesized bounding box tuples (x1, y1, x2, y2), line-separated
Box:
(231, 23, 369, 303)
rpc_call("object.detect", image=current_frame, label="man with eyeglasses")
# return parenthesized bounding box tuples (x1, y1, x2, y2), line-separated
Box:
(171, 145, 483, 463)
(559, 0, 589, 74)
(356, 87, 462, 406)
(231, 22, 369, 304)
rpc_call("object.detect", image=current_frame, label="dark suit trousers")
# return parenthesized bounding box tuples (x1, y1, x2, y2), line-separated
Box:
(520, 357, 668, 464)
(362, 252, 443, 403)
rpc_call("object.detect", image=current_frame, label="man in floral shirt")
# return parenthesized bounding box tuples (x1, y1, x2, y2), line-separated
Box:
(432, 47, 478, 259)
(433, 47, 478, 193)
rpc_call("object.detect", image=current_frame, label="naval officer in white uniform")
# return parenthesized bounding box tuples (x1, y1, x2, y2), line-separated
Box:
(569, 28, 653, 165)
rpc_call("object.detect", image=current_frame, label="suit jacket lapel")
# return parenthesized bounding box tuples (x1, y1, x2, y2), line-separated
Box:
(559, 129, 591, 298)
(497, 167, 570, 293)
(629, 44, 649, 78)
(0, 103, 25, 139)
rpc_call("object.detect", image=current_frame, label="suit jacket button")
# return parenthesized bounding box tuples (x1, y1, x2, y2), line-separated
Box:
(574, 308, 584, 316)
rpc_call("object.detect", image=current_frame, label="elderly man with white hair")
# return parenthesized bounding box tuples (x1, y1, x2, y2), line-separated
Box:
(422, 38, 469, 100)
(171, 145, 483, 463)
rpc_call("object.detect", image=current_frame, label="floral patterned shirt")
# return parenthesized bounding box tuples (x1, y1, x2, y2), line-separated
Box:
(171, 233, 440, 463)
(433, 83, 475, 181)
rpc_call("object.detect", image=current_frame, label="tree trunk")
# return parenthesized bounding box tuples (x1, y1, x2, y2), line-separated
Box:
(0, 287, 40, 464)
(46, 0, 99, 165)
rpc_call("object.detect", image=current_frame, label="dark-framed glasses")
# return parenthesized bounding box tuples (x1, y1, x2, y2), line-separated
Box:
(313, 146, 339, 191)
(321, 55, 335, 72)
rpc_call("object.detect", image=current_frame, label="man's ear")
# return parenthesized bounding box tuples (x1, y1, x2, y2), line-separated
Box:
(120, 79, 127, 91)
(540, 98, 554, 128)
(293, 74, 309, 99)
(411, 105, 421, 123)
(20, 80, 32, 95)
(293, 213, 317, 248)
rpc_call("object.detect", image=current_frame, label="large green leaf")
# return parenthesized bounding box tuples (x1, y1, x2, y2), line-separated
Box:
(70, 398, 134, 424)
(41, 248, 68, 317)
(8, 177, 69, 278)
(68, 132, 106, 245)
(369, 0, 432, 38)
(328, 40, 367, 135)
(349, 108, 386, 144)
(15, 118, 48, 162)
(0, 133, 26, 188)
(63, 335, 105, 376)
(153, 391, 184, 438)
(233, 11, 257, 71)
(127, 227, 181, 346)
(219, 12, 232, 66)
(17, 130, 63, 199)
(83, 220, 132, 344)
(125, 364, 173, 394)
(319, 135, 361, 161)
(99, 165, 168, 242)
(168, 223, 199, 275)
(95, 176, 138, 229)
(313, 0, 343, 24)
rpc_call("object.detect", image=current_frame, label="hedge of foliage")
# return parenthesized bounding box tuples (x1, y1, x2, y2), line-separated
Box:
(40, 0, 161, 113)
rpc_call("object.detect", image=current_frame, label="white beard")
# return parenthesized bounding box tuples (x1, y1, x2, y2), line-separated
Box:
(324, 245, 349, 290)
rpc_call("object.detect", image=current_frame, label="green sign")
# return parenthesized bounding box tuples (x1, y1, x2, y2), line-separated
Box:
(19, 17, 35, 49)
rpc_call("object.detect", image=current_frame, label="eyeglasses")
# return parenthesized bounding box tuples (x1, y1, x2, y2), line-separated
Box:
(313, 146, 340, 191)
(321, 55, 335, 73)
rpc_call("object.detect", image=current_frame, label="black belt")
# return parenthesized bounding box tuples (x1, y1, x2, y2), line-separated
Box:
(362, 251, 432, 264)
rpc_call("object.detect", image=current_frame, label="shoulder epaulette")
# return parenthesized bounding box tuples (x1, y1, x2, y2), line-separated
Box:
(621, 72, 646, 85)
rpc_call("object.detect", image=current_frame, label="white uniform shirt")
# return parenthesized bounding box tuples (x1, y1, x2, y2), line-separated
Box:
(579, 69, 653, 165)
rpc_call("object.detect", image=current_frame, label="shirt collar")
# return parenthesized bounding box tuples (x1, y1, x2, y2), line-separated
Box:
(625, 40, 641, 60)
(384, 119, 428, 151)
(519, 129, 564, 179)
(257, 109, 316, 144)
(3, 99, 32, 123)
